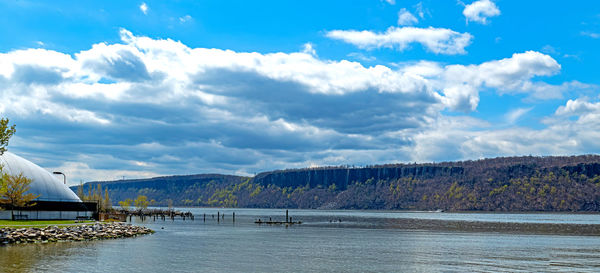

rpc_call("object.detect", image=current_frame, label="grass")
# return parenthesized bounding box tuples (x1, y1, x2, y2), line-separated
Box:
(0, 220, 96, 228)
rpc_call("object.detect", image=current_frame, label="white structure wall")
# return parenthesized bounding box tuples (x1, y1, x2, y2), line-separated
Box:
(0, 210, 93, 220)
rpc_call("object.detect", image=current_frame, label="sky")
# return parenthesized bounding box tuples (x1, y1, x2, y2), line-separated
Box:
(1, 0, 600, 185)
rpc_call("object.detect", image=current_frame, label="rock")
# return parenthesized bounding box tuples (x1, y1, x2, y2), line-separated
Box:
(0, 223, 154, 245)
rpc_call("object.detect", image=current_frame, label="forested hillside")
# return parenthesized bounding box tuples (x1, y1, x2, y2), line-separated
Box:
(74, 155, 600, 211)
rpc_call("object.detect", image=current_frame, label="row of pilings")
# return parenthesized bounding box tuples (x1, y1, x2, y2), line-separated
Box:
(109, 209, 300, 226)
(114, 209, 238, 223)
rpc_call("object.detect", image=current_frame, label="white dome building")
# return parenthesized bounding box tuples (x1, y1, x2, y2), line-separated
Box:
(0, 152, 95, 220)
(0, 152, 81, 202)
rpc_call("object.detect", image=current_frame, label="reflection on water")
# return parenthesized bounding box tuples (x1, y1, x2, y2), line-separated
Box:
(0, 241, 99, 273)
(2, 209, 600, 272)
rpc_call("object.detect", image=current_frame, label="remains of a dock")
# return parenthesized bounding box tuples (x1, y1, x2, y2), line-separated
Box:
(255, 210, 302, 226)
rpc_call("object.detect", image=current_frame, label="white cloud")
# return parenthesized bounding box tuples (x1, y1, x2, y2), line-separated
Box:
(179, 15, 192, 23)
(581, 31, 600, 39)
(326, 26, 473, 55)
(302, 43, 316, 56)
(347, 52, 376, 62)
(397, 8, 418, 25)
(414, 2, 426, 19)
(463, 0, 500, 24)
(555, 98, 600, 117)
(505, 107, 533, 124)
(409, 100, 600, 163)
(0, 30, 588, 182)
(383, 0, 396, 5)
(55, 161, 160, 185)
(400, 51, 563, 111)
(139, 2, 148, 15)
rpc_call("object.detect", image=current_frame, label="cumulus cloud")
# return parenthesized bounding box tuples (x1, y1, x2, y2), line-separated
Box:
(397, 8, 418, 25)
(554, 98, 600, 117)
(326, 26, 473, 55)
(401, 51, 563, 111)
(0, 30, 584, 182)
(463, 0, 500, 24)
(410, 101, 600, 163)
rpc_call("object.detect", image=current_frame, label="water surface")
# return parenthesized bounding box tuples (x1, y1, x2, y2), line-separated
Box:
(2, 208, 600, 272)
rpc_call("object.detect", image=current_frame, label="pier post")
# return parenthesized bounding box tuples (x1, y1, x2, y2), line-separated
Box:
(233, 212, 235, 222)
(286, 210, 289, 223)
(217, 211, 220, 223)
(204, 213, 206, 222)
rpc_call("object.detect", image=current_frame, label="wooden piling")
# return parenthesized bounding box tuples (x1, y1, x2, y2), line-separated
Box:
(286, 210, 289, 223)
(233, 212, 235, 222)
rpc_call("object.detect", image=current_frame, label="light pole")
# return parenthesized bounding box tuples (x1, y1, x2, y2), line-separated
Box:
(53, 171, 66, 185)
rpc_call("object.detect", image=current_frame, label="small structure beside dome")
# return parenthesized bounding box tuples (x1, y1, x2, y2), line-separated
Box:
(0, 152, 97, 220)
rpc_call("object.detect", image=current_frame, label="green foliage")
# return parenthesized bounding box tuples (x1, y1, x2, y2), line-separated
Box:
(489, 185, 508, 197)
(0, 118, 16, 156)
(119, 198, 133, 211)
(0, 171, 40, 219)
(134, 195, 149, 210)
(70, 156, 600, 211)
(80, 183, 113, 212)
(0, 172, 40, 208)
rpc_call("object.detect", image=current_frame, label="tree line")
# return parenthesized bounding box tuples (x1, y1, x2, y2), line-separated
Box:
(82, 156, 600, 212)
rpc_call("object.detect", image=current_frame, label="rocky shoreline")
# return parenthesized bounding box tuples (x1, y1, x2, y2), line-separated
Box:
(0, 223, 154, 245)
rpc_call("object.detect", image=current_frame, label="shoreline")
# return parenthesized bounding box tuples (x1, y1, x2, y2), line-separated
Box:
(0, 222, 153, 245)
(145, 206, 600, 214)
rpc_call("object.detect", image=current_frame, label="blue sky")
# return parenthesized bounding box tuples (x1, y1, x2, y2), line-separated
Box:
(1, 0, 600, 184)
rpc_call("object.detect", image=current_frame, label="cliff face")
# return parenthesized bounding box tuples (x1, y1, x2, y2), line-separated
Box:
(75, 155, 600, 211)
(253, 166, 464, 190)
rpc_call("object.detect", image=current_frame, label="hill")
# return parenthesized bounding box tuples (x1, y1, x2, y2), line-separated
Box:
(73, 155, 600, 211)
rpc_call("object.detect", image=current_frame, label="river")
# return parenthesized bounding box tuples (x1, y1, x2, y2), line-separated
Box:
(2, 208, 600, 272)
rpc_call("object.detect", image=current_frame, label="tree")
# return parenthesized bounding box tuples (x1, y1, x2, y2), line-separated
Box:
(0, 172, 40, 220)
(77, 181, 84, 200)
(95, 184, 103, 209)
(0, 173, 5, 212)
(118, 198, 133, 211)
(0, 118, 15, 156)
(134, 195, 149, 211)
(103, 188, 111, 211)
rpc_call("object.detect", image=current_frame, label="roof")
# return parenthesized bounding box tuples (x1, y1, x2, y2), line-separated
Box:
(0, 152, 81, 202)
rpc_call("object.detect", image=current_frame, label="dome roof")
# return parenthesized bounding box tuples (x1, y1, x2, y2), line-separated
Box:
(0, 152, 81, 202)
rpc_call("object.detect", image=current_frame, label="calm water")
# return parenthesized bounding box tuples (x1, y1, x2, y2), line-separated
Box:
(2, 208, 600, 272)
